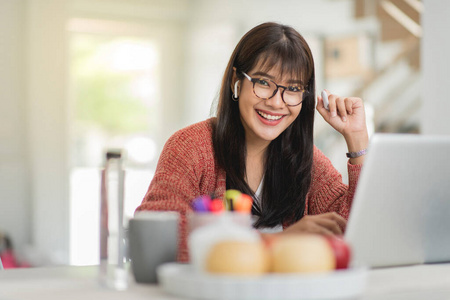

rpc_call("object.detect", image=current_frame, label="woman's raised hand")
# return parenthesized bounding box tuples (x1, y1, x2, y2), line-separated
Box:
(316, 90, 369, 164)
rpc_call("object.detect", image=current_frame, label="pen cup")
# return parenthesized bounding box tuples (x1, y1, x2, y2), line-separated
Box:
(187, 211, 252, 235)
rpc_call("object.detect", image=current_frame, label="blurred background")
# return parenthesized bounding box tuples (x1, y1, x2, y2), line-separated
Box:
(0, 0, 447, 267)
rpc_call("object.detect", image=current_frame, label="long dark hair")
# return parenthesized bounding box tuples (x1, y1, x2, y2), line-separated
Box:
(212, 22, 316, 228)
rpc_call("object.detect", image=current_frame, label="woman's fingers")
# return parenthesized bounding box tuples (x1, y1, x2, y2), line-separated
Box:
(324, 212, 347, 231)
(285, 212, 347, 236)
(344, 97, 354, 115)
(310, 224, 335, 236)
(319, 91, 346, 121)
(314, 217, 343, 235)
(336, 98, 348, 122)
(313, 212, 347, 234)
(327, 92, 337, 118)
(318, 91, 359, 120)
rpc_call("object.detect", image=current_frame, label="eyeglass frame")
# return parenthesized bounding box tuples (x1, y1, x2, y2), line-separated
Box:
(240, 71, 306, 107)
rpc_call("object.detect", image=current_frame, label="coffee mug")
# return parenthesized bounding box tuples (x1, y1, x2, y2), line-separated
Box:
(128, 211, 179, 283)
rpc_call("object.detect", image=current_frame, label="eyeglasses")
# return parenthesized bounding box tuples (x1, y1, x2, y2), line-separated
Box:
(241, 71, 305, 107)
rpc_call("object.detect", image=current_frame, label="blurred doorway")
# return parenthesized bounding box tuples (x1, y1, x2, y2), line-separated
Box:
(68, 19, 162, 265)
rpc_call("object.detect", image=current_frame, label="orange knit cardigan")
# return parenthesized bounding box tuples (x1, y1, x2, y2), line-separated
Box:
(136, 118, 362, 262)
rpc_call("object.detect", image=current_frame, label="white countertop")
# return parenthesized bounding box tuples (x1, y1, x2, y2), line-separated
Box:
(362, 263, 450, 300)
(0, 263, 449, 300)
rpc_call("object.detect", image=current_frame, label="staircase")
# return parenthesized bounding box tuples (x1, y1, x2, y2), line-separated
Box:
(313, 0, 422, 178)
(354, 0, 422, 133)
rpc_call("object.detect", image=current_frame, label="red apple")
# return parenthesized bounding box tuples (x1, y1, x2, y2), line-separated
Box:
(325, 235, 352, 269)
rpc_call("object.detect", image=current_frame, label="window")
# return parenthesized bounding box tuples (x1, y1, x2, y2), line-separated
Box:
(68, 19, 161, 265)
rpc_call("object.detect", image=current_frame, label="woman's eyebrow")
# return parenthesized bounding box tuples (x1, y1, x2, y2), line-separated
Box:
(251, 71, 274, 78)
(251, 71, 303, 85)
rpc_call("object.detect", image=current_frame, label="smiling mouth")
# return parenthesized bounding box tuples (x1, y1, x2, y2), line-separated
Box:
(257, 110, 283, 121)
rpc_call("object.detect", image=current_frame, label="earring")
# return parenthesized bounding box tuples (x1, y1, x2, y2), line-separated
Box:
(232, 80, 239, 101)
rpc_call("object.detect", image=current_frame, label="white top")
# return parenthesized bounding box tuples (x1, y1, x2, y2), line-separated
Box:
(251, 178, 283, 233)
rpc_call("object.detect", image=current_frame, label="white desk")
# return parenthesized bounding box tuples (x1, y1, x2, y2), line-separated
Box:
(0, 266, 176, 300)
(1, 263, 449, 300)
(362, 263, 450, 299)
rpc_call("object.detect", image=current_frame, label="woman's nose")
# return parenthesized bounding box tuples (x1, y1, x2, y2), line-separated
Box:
(264, 88, 286, 108)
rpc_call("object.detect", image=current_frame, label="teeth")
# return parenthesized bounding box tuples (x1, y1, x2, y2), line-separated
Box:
(258, 110, 283, 120)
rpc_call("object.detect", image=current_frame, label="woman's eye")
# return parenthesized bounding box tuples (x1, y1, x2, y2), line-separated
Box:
(256, 79, 269, 86)
(288, 86, 302, 92)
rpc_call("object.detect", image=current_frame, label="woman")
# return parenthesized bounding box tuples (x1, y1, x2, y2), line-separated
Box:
(136, 22, 369, 262)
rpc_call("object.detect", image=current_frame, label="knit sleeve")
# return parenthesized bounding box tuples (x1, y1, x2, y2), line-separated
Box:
(306, 146, 362, 220)
(135, 128, 205, 262)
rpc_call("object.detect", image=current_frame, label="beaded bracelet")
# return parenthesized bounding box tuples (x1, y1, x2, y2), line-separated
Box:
(346, 148, 368, 158)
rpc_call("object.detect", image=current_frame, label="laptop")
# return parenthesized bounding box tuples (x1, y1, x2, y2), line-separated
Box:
(344, 133, 450, 268)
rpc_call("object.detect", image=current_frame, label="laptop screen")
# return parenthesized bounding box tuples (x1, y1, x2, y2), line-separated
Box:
(345, 134, 450, 268)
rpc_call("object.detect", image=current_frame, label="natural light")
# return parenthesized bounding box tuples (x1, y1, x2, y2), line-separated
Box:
(69, 29, 160, 266)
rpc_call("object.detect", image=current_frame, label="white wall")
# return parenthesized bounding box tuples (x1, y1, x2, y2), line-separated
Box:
(0, 0, 30, 257)
(26, 0, 70, 264)
(421, 0, 450, 134)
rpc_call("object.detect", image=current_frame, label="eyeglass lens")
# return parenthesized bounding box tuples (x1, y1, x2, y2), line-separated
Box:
(253, 79, 303, 106)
